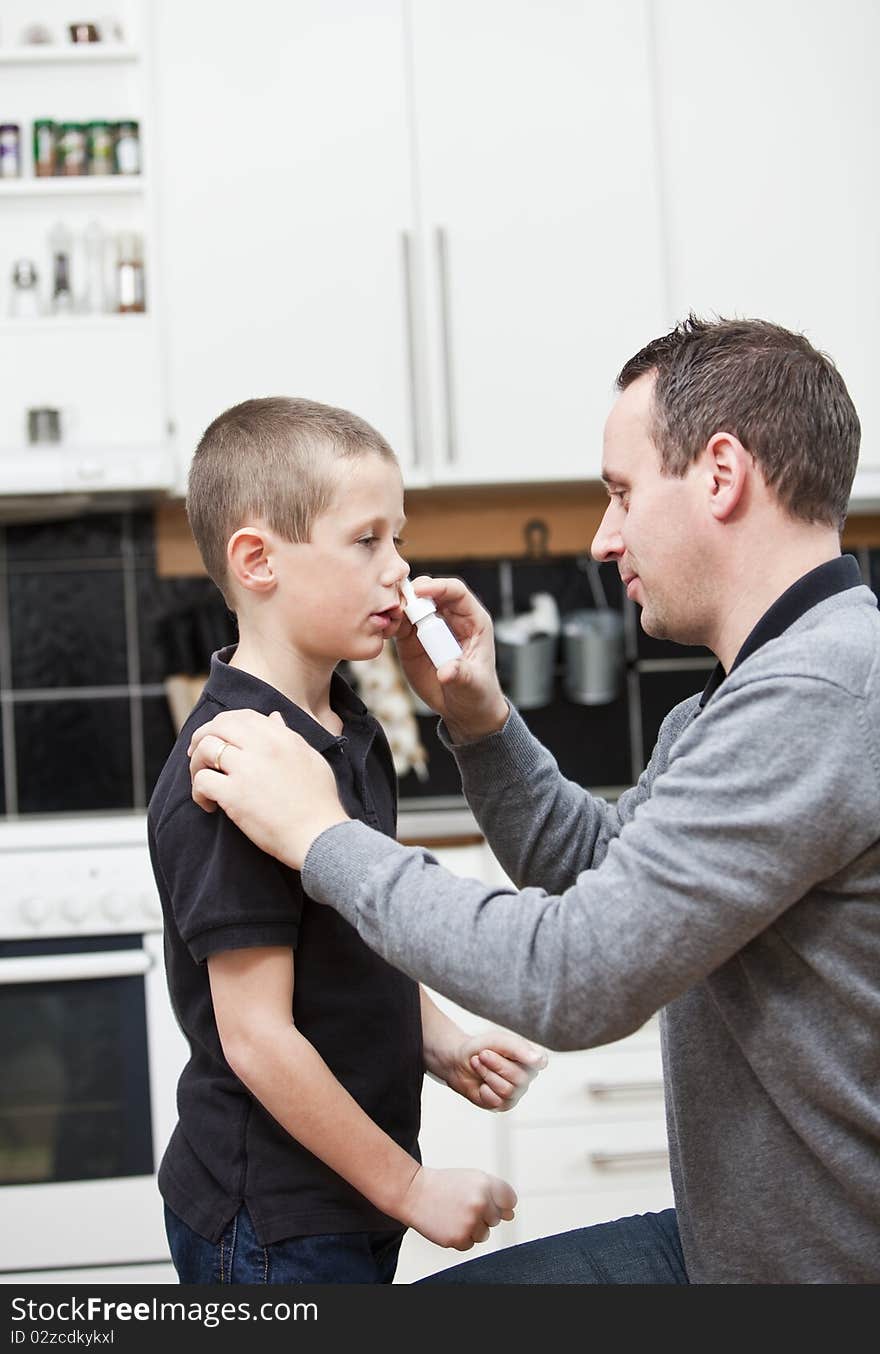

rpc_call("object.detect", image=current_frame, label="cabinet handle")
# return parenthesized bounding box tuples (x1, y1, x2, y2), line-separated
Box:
(400, 230, 422, 470)
(589, 1149, 669, 1171)
(435, 225, 458, 465)
(586, 1080, 664, 1099)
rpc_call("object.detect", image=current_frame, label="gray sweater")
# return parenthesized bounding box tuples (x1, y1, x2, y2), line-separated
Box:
(303, 584, 880, 1282)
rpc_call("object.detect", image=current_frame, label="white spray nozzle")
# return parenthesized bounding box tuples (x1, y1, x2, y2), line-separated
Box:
(400, 577, 437, 625)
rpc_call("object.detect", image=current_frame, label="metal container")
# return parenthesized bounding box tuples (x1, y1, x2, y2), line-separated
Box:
(562, 609, 625, 705)
(496, 631, 558, 710)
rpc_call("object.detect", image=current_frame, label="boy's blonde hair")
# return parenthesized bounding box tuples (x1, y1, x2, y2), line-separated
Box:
(186, 396, 398, 604)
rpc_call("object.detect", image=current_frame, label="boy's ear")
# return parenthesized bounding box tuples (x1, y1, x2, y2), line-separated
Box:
(227, 526, 276, 594)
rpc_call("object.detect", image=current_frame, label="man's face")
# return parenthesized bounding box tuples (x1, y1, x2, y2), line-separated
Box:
(591, 373, 711, 646)
(271, 454, 409, 663)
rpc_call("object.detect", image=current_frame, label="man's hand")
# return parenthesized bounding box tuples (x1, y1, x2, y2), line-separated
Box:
(440, 1028, 548, 1111)
(187, 710, 349, 870)
(395, 575, 509, 743)
(398, 1165, 517, 1251)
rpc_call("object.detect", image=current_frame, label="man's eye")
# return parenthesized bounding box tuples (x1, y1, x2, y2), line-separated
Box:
(357, 536, 377, 547)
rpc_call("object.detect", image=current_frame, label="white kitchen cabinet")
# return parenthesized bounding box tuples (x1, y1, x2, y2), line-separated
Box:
(0, 0, 169, 465)
(394, 841, 671, 1282)
(409, 0, 666, 485)
(154, 0, 421, 493)
(156, 2, 666, 494)
(652, 0, 880, 473)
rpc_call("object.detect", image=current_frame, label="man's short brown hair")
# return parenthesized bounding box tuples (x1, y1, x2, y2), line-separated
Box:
(186, 396, 398, 602)
(617, 315, 860, 532)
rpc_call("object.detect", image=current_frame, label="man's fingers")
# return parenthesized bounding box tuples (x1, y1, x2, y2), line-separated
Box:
(191, 766, 228, 810)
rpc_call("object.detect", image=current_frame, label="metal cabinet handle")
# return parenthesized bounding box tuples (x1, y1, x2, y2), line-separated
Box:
(435, 225, 458, 465)
(589, 1149, 669, 1170)
(0, 950, 152, 985)
(400, 229, 422, 469)
(587, 1080, 664, 1098)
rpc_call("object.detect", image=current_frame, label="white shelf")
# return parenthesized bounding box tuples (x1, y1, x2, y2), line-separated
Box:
(0, 177, 145, 197)
(0, 444, 176, 494)
(0, 45, 140, 66)
(0, 315, 151, 333)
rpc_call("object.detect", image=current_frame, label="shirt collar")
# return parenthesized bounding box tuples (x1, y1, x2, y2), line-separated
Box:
(203, 645, 370, 752)
(698, 555, 863, 709)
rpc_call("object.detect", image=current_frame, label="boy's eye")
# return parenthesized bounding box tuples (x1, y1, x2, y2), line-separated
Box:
(357, 536, 378, 547)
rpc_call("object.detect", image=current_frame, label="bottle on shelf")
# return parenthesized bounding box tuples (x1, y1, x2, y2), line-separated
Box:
(83, 220, 109, 313)
(87, 121, 115, 176)
(0, 123, 21, 178)
(59, 122, 87, 176)
(33, 120, 59, 177)
(114, 120, 141, 176)
(115, 230, 145, 313)
(8, 260, 42, 319)
(49, 222, 74, 313)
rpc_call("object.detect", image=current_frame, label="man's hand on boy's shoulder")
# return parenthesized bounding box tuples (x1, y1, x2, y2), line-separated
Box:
(440, 1027, 548, 1112)
(187, 709, 349, 870)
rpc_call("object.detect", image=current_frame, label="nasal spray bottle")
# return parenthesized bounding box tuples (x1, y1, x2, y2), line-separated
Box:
(400, 577, 462, 669)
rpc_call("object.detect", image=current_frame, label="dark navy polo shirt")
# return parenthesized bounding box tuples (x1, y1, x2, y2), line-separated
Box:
(147, 647, 423, 1246)
(699, 555, 863, 710)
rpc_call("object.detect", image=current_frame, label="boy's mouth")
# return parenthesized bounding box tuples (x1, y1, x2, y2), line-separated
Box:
(369, 605, 402, 629)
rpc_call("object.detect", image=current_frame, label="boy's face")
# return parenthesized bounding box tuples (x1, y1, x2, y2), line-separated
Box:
(271, 453, 409, 663)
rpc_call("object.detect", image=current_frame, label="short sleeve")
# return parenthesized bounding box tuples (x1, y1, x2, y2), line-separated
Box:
(154, 794, 304, 963)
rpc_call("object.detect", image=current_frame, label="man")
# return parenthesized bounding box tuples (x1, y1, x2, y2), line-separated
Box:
(187, 317, 880, 1283)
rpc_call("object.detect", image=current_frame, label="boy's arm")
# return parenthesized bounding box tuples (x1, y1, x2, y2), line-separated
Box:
(419, 986, 547, 1111)
(207, 947, 516, 1251)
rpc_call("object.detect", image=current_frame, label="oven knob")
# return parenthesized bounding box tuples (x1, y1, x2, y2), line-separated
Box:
(100, 893, 128, 923)
(20, 895, 50, 927)
(62, 894, 89, 925)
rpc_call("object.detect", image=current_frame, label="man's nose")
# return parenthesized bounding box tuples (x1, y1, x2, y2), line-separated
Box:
(591, 503, 624, 562)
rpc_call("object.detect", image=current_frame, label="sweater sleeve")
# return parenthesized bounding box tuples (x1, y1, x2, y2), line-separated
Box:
(302, 675, 877, 1049)
(436, 699, 698, 892)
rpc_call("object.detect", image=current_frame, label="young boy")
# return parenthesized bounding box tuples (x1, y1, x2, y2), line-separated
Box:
(147, 396, 545, 1284)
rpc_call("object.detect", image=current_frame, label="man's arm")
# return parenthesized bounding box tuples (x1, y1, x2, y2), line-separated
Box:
(207, 947, 516, 1251)
(299, 676, 876, 1049)
(436, 702, 685, 894)
(186, 677, 876, 1053)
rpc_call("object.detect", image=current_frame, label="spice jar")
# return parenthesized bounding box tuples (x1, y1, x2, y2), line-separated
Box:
(33, 119, 58, 176)
(87, 121, 114, 175)
(0, 124, 21, 178)
(113, 120, 141, 175)
(59, 122, 87, 176)
(116, 231, 145, 313)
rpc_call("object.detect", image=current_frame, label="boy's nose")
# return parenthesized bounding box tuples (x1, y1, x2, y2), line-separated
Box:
(382, 547, 410, 586)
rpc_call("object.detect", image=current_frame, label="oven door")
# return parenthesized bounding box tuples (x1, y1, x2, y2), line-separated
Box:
(0, 931, 185, 1275)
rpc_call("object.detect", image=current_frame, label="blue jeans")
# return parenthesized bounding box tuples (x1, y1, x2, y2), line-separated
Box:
(164, 1203, 405, 1284)
(419, 1209, 688, 1284)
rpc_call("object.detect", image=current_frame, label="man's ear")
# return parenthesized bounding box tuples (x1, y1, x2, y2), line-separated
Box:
(703, 432, 751, 522)
(227, 526, 276, 594)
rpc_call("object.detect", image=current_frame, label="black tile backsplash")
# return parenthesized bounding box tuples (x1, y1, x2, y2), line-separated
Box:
(9, 571, 128, 690)
(638, 667, 712, 767)
(14, 698, 133, 813)
(141, 694, 178, 800)
(137, 572, 236, 684)
(6, 512, 129, 563)
(0, 512, 873, 818)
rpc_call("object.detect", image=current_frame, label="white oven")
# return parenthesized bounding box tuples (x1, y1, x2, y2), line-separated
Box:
(0, 815, 187, 1283)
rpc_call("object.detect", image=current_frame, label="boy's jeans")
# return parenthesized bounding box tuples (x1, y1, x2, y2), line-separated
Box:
(164, 1203, 404, 1284)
